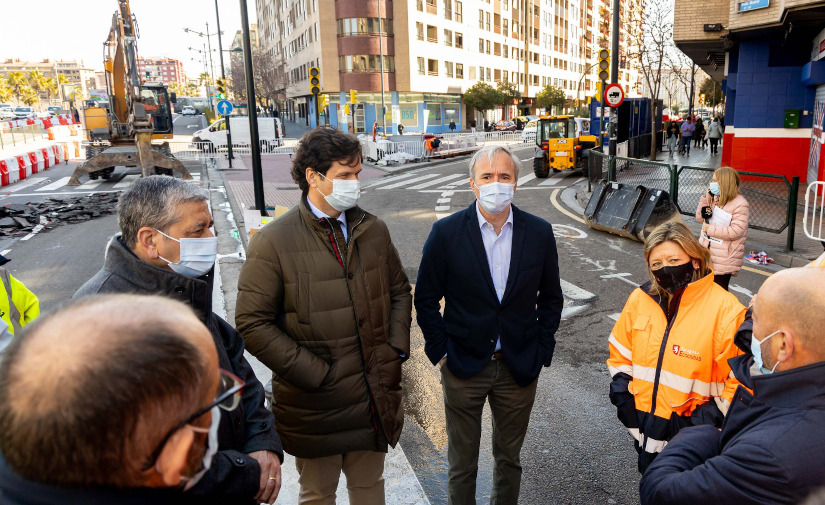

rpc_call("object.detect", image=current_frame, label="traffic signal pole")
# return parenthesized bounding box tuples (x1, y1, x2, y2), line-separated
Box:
(239, 0, 265, 216)
(214, 0, 233, 167)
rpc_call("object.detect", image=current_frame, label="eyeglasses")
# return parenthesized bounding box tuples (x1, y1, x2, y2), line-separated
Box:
(141, 369, 245, 471)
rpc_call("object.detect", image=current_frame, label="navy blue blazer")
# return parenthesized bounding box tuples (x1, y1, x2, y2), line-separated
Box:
(414, 202, 563, 387)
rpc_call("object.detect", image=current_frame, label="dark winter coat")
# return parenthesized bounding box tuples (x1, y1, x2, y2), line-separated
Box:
(640, 358, 825, 505)
(235, 198, 412, 459)
(74, 237, 282, 504)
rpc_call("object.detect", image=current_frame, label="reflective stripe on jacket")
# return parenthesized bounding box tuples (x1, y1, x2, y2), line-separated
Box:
(607, 272, 746, 471)
(0, 267, 38, 335)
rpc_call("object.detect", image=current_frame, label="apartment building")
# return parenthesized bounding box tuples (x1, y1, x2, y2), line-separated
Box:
(674, 0, 825, 181)
(136, 58, 187, 87)
(257, 0, 643, 133)
(0, 58, 97, 102)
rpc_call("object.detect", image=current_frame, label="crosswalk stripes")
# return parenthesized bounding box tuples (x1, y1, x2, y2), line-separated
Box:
(364, 172, 427, 188)
(404, 173, 467, 190)
(112, 174, 141, 189)
(35, 177, 73, 192)
(517, 173, 536, 186)
(4, 177, 47, 193)
(538, 176, 565, 186)
(378, 173, 442, 189)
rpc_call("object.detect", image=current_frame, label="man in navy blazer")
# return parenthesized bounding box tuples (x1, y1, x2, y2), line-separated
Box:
(415, 145, 563, 505)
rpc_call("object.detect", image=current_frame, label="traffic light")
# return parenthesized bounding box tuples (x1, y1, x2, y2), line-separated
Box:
(573, 98, 579, 108)
(597, 49, 609, 81)
(349, 89, 358, 103)
(699, 93, 706, 105)
(343, 104, 350, 115)
(320, 94, 329, 108)
(309, 67, 320, 95)
(216, 78, 226, 98)
(594, 81, 602, 100)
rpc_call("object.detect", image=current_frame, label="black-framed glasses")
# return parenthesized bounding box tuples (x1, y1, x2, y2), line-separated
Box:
(141, 369, 245, 471)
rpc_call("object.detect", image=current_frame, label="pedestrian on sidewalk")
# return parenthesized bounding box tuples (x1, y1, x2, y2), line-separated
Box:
(608, 222, 746, 474)
(397, 123, 404, 135)
(0, 253, 39, 358)
(0, 295, 224, 505)
(680, 118, 694, 156)
(707, 117, 723, 155)
(484, 118, 490, 132)
(75, 176, 283, 505)
(449, 120, 457, 132)
(372, 121, 378, 141)
(236, 128, 412, 505)
(693, 118, 705, 149)
(640, 268, 825, 505)
(470, 118, 477, 133)
(415, 145, 564, 505)
(695, 167, 750, 291)
(666, 121, 679, 157)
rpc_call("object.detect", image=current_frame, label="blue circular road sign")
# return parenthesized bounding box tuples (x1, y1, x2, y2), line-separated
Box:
(217, 100, 233, 116)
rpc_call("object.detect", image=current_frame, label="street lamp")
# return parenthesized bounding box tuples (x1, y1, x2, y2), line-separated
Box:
(184, 25, 223, 110)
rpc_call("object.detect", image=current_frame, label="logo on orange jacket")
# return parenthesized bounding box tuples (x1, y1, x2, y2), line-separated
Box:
(672, 345, 702, 361)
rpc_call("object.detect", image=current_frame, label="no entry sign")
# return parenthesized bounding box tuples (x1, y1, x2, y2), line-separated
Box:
(604, 84, 625, 108)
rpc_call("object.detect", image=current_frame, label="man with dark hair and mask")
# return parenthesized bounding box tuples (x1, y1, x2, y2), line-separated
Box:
(236, 127, 412, 505)
(0, 295, 226, 504)
(75, 176, 283, 505)
(414, 145, 564, 504)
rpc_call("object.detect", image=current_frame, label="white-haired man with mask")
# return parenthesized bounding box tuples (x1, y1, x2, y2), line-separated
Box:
(415, 145, 563, 504)
(75, 175, 283, 505)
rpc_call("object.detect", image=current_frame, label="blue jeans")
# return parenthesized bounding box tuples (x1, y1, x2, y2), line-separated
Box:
(680, 136, 691, 154)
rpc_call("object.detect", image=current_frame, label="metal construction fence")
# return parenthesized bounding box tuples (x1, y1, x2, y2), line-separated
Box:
(589, 150, 801, 249)
(0, 124, 44, 150)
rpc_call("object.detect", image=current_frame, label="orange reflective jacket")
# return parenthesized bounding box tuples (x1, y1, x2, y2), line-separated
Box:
(607, 272, 746, 470)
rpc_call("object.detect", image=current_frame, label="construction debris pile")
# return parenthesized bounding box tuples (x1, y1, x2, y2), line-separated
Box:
(0, 193, 120, 237)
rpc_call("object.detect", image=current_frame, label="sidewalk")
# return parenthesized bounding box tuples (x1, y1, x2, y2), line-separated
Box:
(655, 141, 722, 168)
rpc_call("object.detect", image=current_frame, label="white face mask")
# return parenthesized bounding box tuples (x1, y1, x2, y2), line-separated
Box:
(316, 173, 361, 212)
(182, 406, 221, 491)
(475, 181, 514, 215)
(156, 229, 218, 278)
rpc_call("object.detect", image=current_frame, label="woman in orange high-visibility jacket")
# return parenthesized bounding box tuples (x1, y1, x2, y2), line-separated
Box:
(607, 222, 746, 474)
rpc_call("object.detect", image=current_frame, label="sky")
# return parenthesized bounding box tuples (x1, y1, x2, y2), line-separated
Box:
(0, 0, 256, 78)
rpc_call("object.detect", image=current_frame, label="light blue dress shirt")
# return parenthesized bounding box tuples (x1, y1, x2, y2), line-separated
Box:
(307, 197, 348, 242)
(475, 201, 514, 352)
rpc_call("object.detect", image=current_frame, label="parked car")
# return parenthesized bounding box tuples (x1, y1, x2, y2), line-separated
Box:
(0, 107, 15, 120)
(494, 120, 516, 132)
(13, 106, 35, 119)
(47, 105, 63, 116)
(520, 119, 538, 141)
(181, 106, 197, 115)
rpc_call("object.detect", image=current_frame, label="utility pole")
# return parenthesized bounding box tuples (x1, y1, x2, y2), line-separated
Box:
(688, 63, 695, 120)
(239, 0, 265, 216)
(214, 0, 233, 167)
(609, 0, 620, 167)
(377, 0, 386, 136)
(205, 22, 216, 110)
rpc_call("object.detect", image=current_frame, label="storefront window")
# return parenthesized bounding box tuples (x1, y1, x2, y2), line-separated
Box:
(444, 104, 460, 123)
(426, 103, 442, 124)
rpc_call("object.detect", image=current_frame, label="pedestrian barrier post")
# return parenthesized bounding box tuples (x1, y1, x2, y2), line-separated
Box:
(787, 176, 799, 251)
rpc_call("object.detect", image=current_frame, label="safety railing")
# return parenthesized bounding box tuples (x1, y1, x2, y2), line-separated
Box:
(614, 155, 675, 195)
(804, 181, 825, 242)
(588, 148, 608, 187)
(163, 138, 302, 161)
(0, 124, 45, 150)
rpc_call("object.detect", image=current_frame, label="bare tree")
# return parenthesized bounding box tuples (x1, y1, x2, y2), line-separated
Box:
(627, 0, 672, 160)
(254, 50, 288, 114)
(229, 60, 246, 100)
(671, 50, 701, 117)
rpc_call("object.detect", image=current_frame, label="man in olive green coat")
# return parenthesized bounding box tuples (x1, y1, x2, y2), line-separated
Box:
(235, 128, 412, 505)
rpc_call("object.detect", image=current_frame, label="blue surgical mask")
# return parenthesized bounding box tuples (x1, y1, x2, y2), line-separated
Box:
(751, 329, 781, 375)
(709, 182, 721, 196)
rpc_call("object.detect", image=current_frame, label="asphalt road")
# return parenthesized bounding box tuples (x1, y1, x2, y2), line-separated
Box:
(0, 144, 775, 504)
(173, 112, 207, 135)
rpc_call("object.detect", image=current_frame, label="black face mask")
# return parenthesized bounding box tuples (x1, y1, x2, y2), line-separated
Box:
(651, 262, 695, 294)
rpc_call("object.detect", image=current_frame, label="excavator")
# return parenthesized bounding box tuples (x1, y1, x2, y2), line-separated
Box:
(68, 0, 191, 185)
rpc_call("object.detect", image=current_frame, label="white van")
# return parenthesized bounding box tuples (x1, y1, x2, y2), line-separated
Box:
(193, 116, 283, 152)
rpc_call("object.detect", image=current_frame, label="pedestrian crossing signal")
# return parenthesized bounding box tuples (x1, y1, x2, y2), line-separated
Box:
(309, 67, 321, 95)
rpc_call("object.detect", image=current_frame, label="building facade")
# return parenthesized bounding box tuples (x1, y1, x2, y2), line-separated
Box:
(674, 0, 825, 182)
(0, 58, 96, 104)
(257, 0, 644, 133)
(136, 58, 187, 87)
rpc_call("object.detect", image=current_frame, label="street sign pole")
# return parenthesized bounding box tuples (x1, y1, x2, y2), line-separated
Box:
(239, 0, 265, 217)
(314, 94, 319, 129)
(214, 0, 233, 167)
(608, 0, 620, 181)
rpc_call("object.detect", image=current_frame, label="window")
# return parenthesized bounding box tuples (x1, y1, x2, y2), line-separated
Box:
(478, 65, 484, 81)
(426, 25, 437, 43)
(444, 0, 452, 19)
(428, 58, 438, 76)
(417, 22, 424, 40)
(455, 1, 462, 22)
(479, 39, 484, 52)
(338, 55, 395, 73)
(416, 0, 422, 11)
(469, 66, 476, 79)
(445, 61, 454, 78)
(444, 29, 452, 46)
(426, 103, 442, 124)
(494, 68, 501, 82)
(504, 70, 508, 82)
(456, 63, 464, 78)
(336, 18, 394, 36)
(418, 57, 425, 75)
(485, 12, 490, 31)
(455, 32, 463, 48)
(503, 19, 508, 35)
(479, 9, 484, 29)
(485, 40, 490, 54)
(486, 67, 491, 81)
(494, 13, 500, 33)
(426, 0, 436, 14)
(494, 42, 501, 56)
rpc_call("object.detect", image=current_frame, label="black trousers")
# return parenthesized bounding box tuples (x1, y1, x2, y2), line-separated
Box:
(714, 273, 731, 291)
(710, 138, 719, 153)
